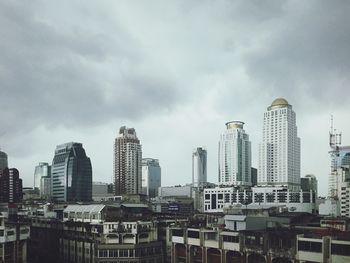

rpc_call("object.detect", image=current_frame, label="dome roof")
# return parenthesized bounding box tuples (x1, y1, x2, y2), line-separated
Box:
(271, 98, 289, 107)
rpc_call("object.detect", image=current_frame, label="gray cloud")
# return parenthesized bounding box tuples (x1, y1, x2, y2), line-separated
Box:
(1, 0, 349, 195)
(0, 1, 180, 137)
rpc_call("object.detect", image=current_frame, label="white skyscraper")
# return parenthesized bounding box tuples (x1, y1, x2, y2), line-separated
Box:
(218, 121, 251, 186)
(192, 147, 207, 187)
(114, 126, 142, 195)
(258, 98, 301, 191)
(142, 158, 161, 197)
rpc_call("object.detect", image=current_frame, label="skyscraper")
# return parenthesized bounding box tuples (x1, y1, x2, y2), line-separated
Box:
(258, 98, 301, 191)
(192, 147, 207, 187)
(34, 162, 51, 191)
(0, 168, 23, 203)
(142, 158, 161, 197)
(0, 150, 8, 172)
(114, 126, 142, 195)
(51, 142, 92, 202)
(218, 121, 251, 186)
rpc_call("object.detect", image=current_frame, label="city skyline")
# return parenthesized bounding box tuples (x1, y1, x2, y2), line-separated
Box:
(1, 1, 350, 196)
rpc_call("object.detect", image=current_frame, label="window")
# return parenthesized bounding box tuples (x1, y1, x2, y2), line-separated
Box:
(331, 244, 350, 256)
(298, 241, 322, 252)
(223, 235, 239, 243)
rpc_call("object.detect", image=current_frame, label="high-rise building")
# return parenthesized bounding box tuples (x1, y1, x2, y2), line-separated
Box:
(51, 142, 92, 202)
(0, 168, 23, 203)
(251, 167, 258, 186)
(34, 162, 51, 191)
(328, 146, 350, 197)
(114, 126, 142, 195)
(142, 158, 161, 197)
(258, 98, 301, 191)
(192, 147, 207, 187)
(301, 174, 318, 196)
(218, 121, 251, 186)
(0, 150, 8, 172)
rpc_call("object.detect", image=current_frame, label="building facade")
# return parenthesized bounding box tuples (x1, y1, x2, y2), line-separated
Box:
(192, 147, 207, 187)
(114, 126, 142, 195)
(0, 168, 23, 203)
(0, 150, 8, 172)
(51, 142, 92, 202)
(142, 158, 161, 198)
(301, 174, 318, 197)
(258, 98, 301, 191)
(218, 121, 251, 187)
(203, 186, 316, 213)
(33, 162, 51, 192)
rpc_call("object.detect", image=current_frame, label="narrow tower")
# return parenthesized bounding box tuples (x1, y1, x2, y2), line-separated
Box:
(114, 126, 142, 195)
(218, 121, 251, 186)
(192, 147, 207, 187)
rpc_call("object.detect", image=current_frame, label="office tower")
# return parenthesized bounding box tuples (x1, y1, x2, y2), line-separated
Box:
(34, 162, 51, 191)
(114, 126, 142, 195)
(192, 147, 207, 187)
(51, 142, 92, 202)
(258, 98, 301, 191)
(0, 168, 23, 203)
(218, 121, 251, 186)
(142, 158, 161, 197)
(0, 150, 8, 172)
(40, 176, 51, 199)
(301, 174, 318, 196)
(251, 167, 258, 186)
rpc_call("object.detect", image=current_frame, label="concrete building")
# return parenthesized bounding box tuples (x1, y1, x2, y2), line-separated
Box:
(92, 182, 114, 202)
(258, 98, 301, 191)
(114, 126, 142, 195)
(219, 121, 251, 187)
(203, 186, 316, 213)
(51, 142, 92, 202)
(33, 162, 51, 192)
(0, 215, 30, 263)
(192, 147, 207, 187)
(0, 168, 23, 203)
(158, 185, 193, 198)
(142, 158, 161, 198)
(0, 150, 8, 172)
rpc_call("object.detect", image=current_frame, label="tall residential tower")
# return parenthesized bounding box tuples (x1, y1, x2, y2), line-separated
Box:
(51, 142, 92, 202)
(192, 147, 207, 187)
(114, 126, 142, 195)
(258, 98, 301, 191)
(218, 121, 251, 186)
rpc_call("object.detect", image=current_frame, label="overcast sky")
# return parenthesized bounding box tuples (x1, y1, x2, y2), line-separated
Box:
(1, 1, 350, 196)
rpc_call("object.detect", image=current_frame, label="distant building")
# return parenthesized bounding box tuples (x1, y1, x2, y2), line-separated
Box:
(258, 98, 301, 191)
(114, 126, 142, 195)
(92, 182, 113, 202)
(204, 186, 316, 213)
(218, 121, 251, 186)
(192, 147, 207, 187)
(51, 142, 92, 202)
(34, 162, 51, 192)
(40, 176, 51, 199)
(0, 150, 8, 172)
(0, 168, 23, 203)
(328, 146, 350, 197)
(301, 174, 318, 196)
(142, 158, 161, 197)
(251, 167, 257, 186)
(158, 185, 193, 198)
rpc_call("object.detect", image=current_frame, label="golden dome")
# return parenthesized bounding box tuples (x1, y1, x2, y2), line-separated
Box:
(271, 98, 289, 107)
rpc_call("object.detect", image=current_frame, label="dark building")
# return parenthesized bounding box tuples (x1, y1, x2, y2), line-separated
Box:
(0, 168, 23, 203)
(51, 142, 92, 202)
(251, 167, 257, 186)
(0, 150, 8, 172)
